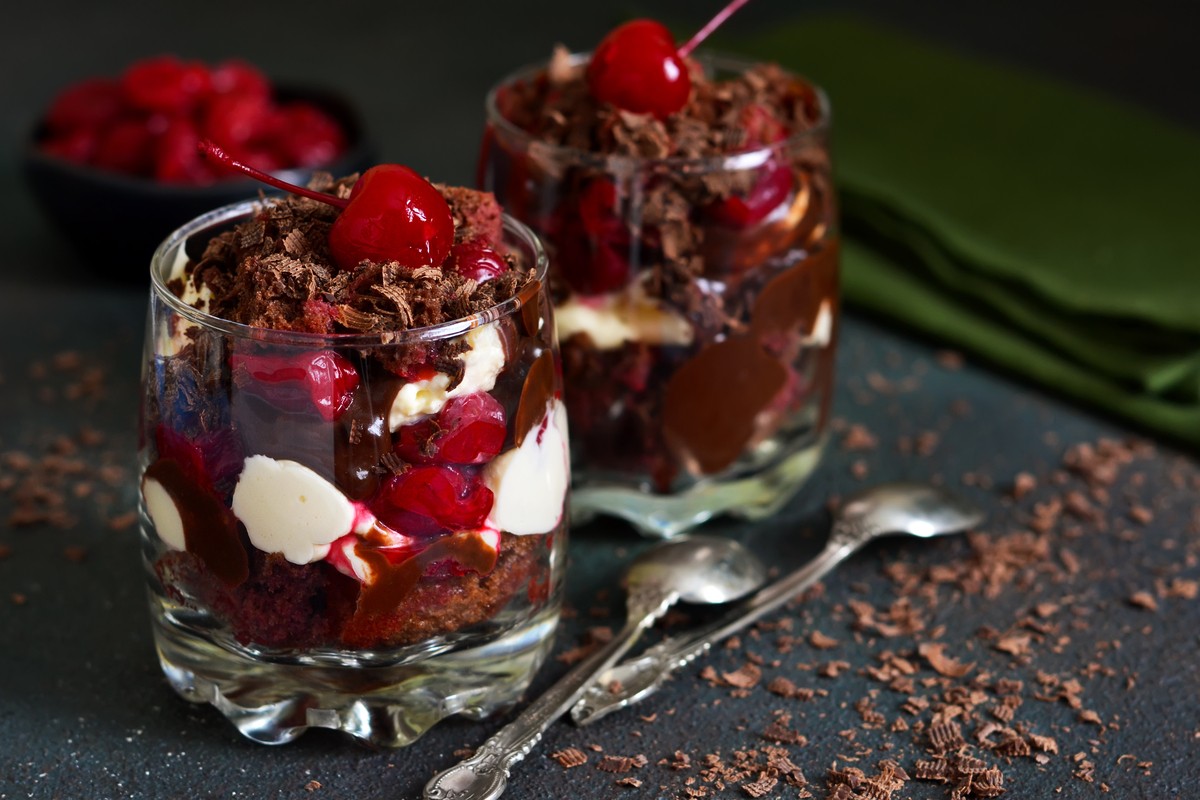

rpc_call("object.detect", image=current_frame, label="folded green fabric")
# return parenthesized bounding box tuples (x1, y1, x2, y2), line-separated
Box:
(734, 16, 1200, 444)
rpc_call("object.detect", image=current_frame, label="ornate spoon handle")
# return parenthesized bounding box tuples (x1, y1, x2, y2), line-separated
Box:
(571, 525, 869, 726)
(423, 584, 677, 800)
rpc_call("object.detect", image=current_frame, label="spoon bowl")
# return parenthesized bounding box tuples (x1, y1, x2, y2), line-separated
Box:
(625, 535, 768, 606)
(838, 482, 985, 542)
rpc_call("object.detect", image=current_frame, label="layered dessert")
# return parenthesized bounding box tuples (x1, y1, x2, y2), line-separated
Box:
(481, 35, 837, 503)
(141, 170, 568, 655)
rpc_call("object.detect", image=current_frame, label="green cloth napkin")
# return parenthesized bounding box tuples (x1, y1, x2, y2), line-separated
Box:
(734, 16, 1200, 445)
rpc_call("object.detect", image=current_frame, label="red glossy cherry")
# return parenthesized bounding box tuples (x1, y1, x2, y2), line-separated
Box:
(232, 350, 360, 422)
(586, 20, 690, 120)
(709, 159, 793, 229)
(210, 59, 271, 99)
(198, 141, 453, 271)
(395, 392, 507, 465)
(44, 78, 124, 134)
(371, 466, 494, 534)
(155, 118, 215, 183)
(274, 103, 346, 168)
(92, 118, 156, 175)
(328, 165, 454, 269)
(585, 0, 753, 118)
(121, 56, 212, 115)
(448, 238, 509, 283)
(202, 92, 272, 148)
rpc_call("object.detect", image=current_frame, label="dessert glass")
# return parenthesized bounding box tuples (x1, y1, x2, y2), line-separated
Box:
(139, 200, 567, 747)
(480, 54, 838, 537)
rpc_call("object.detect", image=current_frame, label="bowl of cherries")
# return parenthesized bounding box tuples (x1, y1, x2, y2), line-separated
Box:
(24, 55, 375, 280)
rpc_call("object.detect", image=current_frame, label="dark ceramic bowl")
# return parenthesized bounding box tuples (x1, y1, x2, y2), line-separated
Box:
(22, 85, 376, 283)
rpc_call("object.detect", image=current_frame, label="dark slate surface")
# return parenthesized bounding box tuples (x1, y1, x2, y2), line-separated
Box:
(2, 2, 1198, 799)
(1, 288, 1197, 799)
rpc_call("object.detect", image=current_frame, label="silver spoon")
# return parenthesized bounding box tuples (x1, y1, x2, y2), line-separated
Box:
(423, 535, 766, 800)
(571, 482, 984, 726)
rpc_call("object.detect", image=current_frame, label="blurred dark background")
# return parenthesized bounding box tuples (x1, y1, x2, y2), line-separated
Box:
(3, 0, 1197, 287)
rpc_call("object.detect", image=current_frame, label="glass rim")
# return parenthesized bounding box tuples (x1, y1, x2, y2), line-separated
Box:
(148, 198, 550, 347)
(484, 51, 831, 173)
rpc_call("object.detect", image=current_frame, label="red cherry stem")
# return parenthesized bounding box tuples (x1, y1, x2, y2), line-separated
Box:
(196, 139, 348, 209)
(677, 0, 752, 58)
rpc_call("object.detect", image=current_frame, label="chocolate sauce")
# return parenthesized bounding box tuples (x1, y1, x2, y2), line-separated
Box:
(353, 531, 500, 619)
(145, 458, 248, 587)
(751, 240, 840, 339)
(515, 350, 557, 446)
(662, 337, 787, 475)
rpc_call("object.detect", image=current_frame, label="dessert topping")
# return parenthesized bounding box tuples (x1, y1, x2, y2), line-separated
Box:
(587, 20, 691, 120)
(586, 0, 752, 119)
(448, 238, 510, 283)
(199, 141, 454, 272)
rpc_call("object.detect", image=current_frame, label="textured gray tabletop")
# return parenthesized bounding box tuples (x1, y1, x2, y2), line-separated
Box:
(2, 2, 1198, 799)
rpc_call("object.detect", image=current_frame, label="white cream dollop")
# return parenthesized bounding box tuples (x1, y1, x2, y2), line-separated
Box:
(555, 288, 693, 351)
(230, 455, 356, 565)
(388, 322, 506, 430)
(483, 400, 570, 536)
(141, 475, 186, 551)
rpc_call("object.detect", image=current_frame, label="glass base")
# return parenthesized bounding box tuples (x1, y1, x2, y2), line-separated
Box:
(571, 432, 826, 538)
(152, 605, 559, 747)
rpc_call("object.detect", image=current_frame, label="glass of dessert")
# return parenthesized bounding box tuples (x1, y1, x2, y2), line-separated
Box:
(479, 16, 838, 537)
(138, 151, 569, 747)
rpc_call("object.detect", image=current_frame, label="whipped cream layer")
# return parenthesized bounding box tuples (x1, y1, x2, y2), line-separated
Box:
(388, 323, 506, 429)
(555, 287, 692, 350)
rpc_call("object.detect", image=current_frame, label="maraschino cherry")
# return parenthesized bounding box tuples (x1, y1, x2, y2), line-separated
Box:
(586, 0, 752, 119)
(198, 140, 453, 271)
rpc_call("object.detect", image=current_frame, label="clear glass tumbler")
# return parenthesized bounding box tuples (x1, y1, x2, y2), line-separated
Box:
(139, 200, 568, 746)
(480, 54, 839, 537)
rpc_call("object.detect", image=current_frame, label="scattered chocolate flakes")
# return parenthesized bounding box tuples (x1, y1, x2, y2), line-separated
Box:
(820, 660, 852, 678)
(841, 424, 878, 452)
(11, 593, 27, 606)
(761, 712, 807, 745)
(918, 642, 975, 678)
(1128, 591, 1159, 611)
(740, 772, 778, 797)
(928, 719, 967, 753)
(63, 545, 87, 563)
(615, 777, 642, 788)
(808, 630, 839, 649)
(767, 677, 816, 700)
(551, 748, 588, 768)
(1011, 472, 1037, 500)
(720, 662, 763, 689)
(597, 754, 646, 774)
(303, 780, 321, 792)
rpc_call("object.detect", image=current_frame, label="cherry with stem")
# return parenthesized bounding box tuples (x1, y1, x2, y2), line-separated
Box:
(587, 0, 754, 119)
(198, 139, 455, 271)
